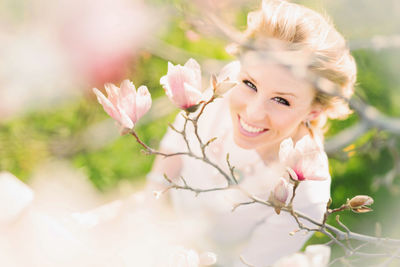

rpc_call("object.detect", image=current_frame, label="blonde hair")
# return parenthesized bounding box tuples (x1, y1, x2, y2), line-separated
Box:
(243, 0, 357, 129)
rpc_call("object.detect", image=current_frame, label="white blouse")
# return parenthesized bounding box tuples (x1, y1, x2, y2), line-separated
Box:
(158, 93, 331, 266)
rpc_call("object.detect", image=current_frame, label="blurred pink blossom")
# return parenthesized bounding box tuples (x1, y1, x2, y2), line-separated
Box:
(55, 0, 159, 86)
(160, 58, 203, 111)
(185, 30, 201, 42)
(93, 80, 152, 130)
(279, 135, 329, 181)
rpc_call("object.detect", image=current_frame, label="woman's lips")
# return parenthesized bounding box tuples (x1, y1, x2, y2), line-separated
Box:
(237, 115, 268, 137)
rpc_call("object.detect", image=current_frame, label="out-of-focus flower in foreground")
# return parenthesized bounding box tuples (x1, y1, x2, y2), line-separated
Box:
(268, 177, 289, 215)
(160, 58, 203, 111)
(272, 244, 330, 267)
(93, 79, 151, 130)
(57, 0, 159, 86)
(279, 135, 329, 181)
(167, 246, 217, 267)
(0, 172, 34, 224)
(199, 251, 217, 266)
(348, 195, 374, 213)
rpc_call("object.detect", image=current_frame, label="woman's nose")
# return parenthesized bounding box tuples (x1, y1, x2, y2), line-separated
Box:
(245, 98, 268, 122)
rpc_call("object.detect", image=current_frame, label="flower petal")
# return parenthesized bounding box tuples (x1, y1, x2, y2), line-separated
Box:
(295, 134, 319, 154)
(184, 58, 201, 88)
(117, 104, 134, 129)
(93, 88, 121, 122)
(279, 138, 294, 163)
(300, 152, 329, 180)
(160, 74, 175, 107)
(215, 81, 237, 95)
(119, 79, 137, 122)
(274, 177, 289, 203)
(135, 85, 152, 121)
(183, 82, 202, 108)
(104, 83, 120, 106)
(217, 60, 241, 82)
(166, 66, 191, 107)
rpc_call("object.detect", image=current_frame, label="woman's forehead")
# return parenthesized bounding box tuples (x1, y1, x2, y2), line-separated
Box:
(241, 59, 311, 90)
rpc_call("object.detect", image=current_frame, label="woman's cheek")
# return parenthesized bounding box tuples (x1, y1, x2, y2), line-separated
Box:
(268, 110, 294, 127)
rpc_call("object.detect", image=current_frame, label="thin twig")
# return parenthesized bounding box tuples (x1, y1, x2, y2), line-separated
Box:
(226, 153, 239, 184)
(232, 200, 256, 212)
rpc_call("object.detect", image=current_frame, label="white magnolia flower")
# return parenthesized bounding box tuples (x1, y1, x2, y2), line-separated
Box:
(273, 245, 331, 267)
(279, 135, 329, 181)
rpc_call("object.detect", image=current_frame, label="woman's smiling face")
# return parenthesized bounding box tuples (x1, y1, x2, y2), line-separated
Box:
(229, 56, 320, 157)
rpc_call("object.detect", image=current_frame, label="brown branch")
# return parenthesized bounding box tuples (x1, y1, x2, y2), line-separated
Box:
(130, 130, 188, 157)
(226, 153, 239, 184)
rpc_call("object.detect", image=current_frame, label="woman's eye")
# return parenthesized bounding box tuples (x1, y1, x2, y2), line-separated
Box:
(272, 97, 290, 106)
(243, 80, 257, 91)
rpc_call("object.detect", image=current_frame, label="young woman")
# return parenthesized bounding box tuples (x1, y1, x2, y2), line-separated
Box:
(149, 0, 357, 265)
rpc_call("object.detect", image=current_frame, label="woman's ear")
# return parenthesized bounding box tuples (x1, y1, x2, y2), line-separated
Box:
(306, 104, 323, 121)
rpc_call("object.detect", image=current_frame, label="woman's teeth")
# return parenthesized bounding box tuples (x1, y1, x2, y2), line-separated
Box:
(239, 117, 266, 133)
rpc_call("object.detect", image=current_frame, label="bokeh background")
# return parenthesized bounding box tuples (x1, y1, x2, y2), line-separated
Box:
(1, 0, 399, 265)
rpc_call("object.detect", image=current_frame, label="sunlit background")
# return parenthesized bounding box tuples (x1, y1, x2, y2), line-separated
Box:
(0, 0, 399, 266)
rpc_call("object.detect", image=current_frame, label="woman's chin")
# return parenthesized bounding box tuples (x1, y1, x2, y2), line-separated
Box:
(232, 133, 257, 150)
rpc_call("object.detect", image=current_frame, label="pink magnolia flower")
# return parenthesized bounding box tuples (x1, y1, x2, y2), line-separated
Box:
(279, 135, 329, 181)
(93, 79, 152, 130)
(268, 177, 289, 214)
(56, 0, 159, 86)
(160, 58, 203, 110)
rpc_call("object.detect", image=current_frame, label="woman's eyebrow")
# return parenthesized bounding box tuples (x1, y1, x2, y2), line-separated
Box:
(273, 91, 298, 98)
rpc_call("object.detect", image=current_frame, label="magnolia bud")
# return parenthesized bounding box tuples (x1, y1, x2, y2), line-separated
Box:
(214, 80, 237, 96)
(274, 178, 289, 203)
(352, 206, 373, 213)
(348, 195, 374, 213)
(349, 195, 373, 208)
(268, 178, 289, 215)
(286, 167, 299, 181)
(211, 74, 218, 91)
